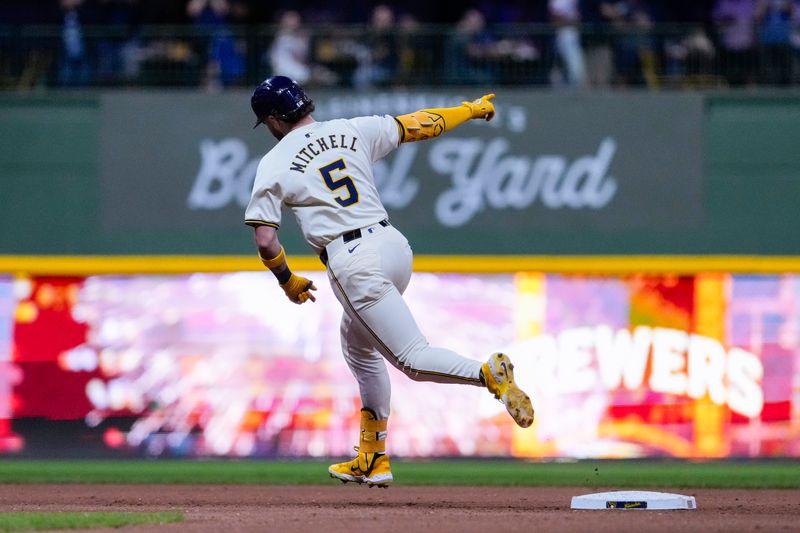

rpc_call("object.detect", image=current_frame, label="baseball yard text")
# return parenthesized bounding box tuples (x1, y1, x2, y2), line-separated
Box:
(188, 136, 619, 227)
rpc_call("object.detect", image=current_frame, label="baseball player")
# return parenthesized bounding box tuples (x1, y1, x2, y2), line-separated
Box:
(246, 76, 533, 487)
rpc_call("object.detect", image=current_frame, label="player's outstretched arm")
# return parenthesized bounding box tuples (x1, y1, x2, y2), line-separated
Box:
(254, 226, 317, 304)
(394, 94, 495, 143)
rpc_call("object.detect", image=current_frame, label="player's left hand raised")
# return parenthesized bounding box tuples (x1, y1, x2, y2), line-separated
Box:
(280, 273, 317, 304)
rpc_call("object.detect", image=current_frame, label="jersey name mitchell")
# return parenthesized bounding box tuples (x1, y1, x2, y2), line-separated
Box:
(245, 115, 400, 252)
(290, 134, 358, 173)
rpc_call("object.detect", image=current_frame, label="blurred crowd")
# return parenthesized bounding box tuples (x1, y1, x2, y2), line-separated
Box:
(1, 0, 799, 89)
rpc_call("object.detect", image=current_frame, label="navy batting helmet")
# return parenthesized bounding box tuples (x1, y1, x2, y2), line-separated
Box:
(251, 76, 315, 128)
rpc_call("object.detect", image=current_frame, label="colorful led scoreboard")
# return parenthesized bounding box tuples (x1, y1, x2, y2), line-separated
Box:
(1, 272, 798, 458)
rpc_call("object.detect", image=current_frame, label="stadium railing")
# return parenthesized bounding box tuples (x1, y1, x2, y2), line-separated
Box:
(0, 23, 798, 90)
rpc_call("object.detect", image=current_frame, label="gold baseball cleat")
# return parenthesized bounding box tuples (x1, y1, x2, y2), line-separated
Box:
(328, 408, 393, 488)
(482, 352, 534, 428)
(328, 449, 393, 488)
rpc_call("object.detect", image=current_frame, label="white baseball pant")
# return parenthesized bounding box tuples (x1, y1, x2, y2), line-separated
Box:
(324, 221, 484, 419)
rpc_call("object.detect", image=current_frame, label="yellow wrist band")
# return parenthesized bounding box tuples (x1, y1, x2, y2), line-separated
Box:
(260, 246, 286, 269)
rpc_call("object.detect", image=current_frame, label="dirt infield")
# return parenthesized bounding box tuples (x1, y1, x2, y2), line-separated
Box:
(1, 484, 798, 532)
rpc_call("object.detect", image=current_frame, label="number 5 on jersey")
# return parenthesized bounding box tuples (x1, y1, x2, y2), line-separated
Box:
(319, 159, 359, 207)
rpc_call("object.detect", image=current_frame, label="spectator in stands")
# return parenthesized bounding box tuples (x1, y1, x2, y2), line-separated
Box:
(443, 9, 497, 85)
(95, 0, 142, 85)
(353, 5, 399, 88)
(395, 13, 431, 85)
(269, 11, 310, 82)
(187, 0, 245, 89)
(713, 0, 758, 86)
(663, 25, 716, 87)
(550, 0, 587, 87)
(268, 11, 337, 85)
(579, 0, 616, 87)
(445, 8, 540, 85)
(59, 0, 92, 86)
(601, 0, 656, 86)
(0, 0, 59, 88)
(755, 0, 796, 85)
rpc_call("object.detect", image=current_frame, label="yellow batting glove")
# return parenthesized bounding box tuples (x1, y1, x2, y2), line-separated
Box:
(280, 273, 317, 304)
(462, 93, 496, 121)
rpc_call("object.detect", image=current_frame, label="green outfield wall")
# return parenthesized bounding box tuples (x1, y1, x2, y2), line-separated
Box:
(1, 91, 799, 257)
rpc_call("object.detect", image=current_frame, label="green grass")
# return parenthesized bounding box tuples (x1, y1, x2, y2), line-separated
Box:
(0, 512, 183, 532)
(0, 460, 798, 489)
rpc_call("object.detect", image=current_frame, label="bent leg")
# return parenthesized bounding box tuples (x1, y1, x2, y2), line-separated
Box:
(330, 267, 483, 386)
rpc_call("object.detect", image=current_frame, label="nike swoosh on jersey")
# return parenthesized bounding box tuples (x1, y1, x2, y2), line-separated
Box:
(348, 244, 361, 253)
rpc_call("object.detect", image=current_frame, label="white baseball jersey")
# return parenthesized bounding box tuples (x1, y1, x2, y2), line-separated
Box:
(245, 115, 400, 252)
(245, 111, 486, 425)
